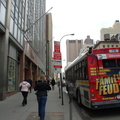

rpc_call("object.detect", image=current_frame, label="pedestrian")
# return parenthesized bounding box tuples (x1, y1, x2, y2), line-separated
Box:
(19, 80, 31, 106)
(34, 74, 51, 120)
(51, 78, 56, 90)
(26, 76, 33, 93)
(46, 76, 50, 85)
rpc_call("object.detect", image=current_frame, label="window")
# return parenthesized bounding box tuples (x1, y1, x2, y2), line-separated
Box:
(10, 17, 14, 34)
(17, 28, 20, 43)
(14, 23, 18, 39)
(102, 59, 116, 68)
(0, 3, 6, 25)
(103, 45, 105, 48)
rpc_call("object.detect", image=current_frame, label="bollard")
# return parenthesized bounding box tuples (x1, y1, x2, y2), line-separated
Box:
(68, 83, 74, 120)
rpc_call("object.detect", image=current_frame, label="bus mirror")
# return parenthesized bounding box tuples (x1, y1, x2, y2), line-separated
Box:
(88, 47, 92, 54)
(68, 83, 74, 99)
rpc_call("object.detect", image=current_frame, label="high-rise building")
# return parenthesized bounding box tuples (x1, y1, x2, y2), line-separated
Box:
(46, 13, 54, 79)
(84, 35, 93, 44)
(0, 0, 47, 100)
(100, 20, 120, 41)
(66, 39, 83, 63)
(79, 35, 94, 54)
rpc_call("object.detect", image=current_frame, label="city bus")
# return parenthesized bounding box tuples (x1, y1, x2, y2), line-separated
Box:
(65, 47, 120, 109)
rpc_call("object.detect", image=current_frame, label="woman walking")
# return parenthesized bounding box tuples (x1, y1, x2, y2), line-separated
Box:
(51, 78, 56, 90)
(34, 74, 51, 120)
(19, 80, 31, 106)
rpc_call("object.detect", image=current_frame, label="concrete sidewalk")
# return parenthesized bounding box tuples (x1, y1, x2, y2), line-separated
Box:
(0, 85, 82, 120)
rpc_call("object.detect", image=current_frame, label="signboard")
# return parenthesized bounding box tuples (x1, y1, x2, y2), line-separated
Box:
(53, 41, 62, 68)
(53, 52, 62, 60)
(54, 68, 61, 73)
(54, 60, 62, 68)
(54, 41, 60, 53)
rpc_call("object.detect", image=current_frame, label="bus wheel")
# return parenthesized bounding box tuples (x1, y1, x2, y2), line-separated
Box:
(77, 91, 82, 106)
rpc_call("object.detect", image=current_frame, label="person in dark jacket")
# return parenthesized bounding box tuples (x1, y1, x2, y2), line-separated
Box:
(51, 78, 56, 90)
(34, 74, 51, 120)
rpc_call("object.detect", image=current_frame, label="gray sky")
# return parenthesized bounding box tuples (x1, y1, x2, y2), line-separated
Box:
(46, 0, 120, 41)
(46, 0, 120, 70)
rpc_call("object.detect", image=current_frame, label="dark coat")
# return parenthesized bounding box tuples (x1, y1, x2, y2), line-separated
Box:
(34, 80, 51, 96)
(51, 79, 56, 86)
(26, 79, 33, 86)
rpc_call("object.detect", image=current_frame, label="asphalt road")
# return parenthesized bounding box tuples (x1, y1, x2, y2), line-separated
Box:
(72, 99, 120, 120)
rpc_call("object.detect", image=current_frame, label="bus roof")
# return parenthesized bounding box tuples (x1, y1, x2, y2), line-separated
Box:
(65, 52, 87, 71)
(92, 47, 120, 54)
(65, 47, 120, 71)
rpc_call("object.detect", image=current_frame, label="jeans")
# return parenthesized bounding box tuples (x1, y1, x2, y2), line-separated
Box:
(37, 96, 47, 120)
(22, 91, 28, 106)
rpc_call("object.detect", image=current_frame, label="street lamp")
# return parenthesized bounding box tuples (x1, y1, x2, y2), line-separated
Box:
(60, 34, 74, 42)
(59, 33, 74, 105)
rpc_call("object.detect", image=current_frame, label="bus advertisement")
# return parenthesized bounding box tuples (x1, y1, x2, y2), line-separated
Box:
(65, 47, 120, 109)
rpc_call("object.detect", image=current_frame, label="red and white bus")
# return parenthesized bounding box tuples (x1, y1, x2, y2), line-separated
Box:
(65, 47, 120, 109)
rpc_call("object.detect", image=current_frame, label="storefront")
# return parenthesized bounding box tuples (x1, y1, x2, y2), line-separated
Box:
(7, 43, 20, 92)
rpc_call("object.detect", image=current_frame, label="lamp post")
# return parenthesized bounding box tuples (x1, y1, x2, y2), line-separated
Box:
(59, 33, 74, 105)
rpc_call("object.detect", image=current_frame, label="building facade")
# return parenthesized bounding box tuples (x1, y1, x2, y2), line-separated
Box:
(0, 0, 47, 100)
(46, 13, 54, 79)
(100, 20, 120, 41)
(94, 41, 119, 49)
(84, 35, 93, 44)
(66, 39, 83, 63)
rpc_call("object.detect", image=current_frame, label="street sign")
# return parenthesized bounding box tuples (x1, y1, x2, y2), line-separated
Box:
(53, 52, 62, 60)
(55, 68, 61, 73)
(53, 41, 62, 68)
(53, 60, 62, 68)
(54, 41, 60, 53)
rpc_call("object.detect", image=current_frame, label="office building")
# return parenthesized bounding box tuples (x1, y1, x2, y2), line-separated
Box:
(100, 20, 120, 41)
(46, 13, 54, 79)
(0, 0, 47, 100)
(66, 39, 83, 63)
(84, 35, 93, 44)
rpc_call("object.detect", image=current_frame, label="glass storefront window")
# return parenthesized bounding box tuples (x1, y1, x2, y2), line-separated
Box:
(8, 58, 16, 92)
(0, 3, 6, 25)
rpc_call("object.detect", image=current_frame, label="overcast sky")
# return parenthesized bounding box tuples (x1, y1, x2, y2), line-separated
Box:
(46, 0, 120, 70)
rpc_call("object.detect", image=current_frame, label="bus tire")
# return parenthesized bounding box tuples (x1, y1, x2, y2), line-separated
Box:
(77, 91, 82, 107)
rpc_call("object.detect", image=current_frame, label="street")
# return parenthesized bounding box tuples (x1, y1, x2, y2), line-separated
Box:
(72, 97, 120, 120)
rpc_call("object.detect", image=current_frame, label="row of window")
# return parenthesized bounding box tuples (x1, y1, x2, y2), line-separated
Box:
(65, 59, 88, 82)
(0, 0, 25, 46)
(0, 0, 6, 25)
(10, 0, 25, 46)
(102, 44, 118, 48)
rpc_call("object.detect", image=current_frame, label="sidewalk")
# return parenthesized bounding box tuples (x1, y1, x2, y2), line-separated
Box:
(0, 85, 82, 120)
